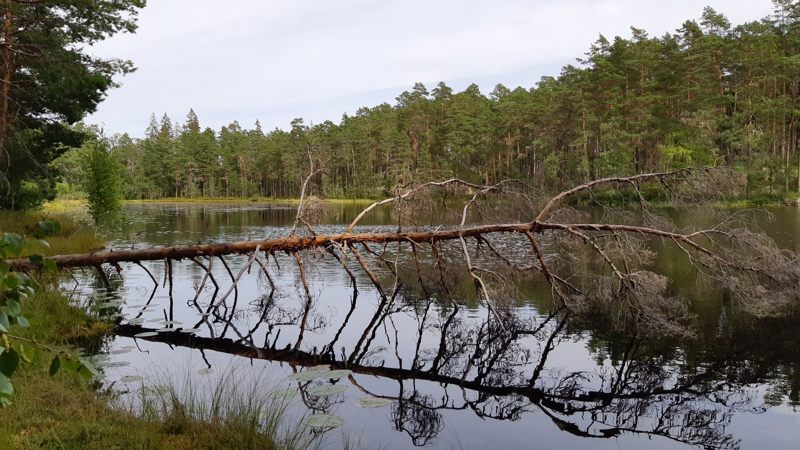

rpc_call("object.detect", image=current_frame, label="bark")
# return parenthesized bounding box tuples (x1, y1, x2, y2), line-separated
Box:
(3, 168, 720, 274)
(8, 168, 795, 332)
(0, 0, 13, 169)
(8, 222, 544, 271)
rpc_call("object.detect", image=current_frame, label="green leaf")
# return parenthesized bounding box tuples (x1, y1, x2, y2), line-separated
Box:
(60, 358, 81, 374)
(357, 397, 394, 408)
(34, 220, 60, 239)
(34, 222, 50, 238)
(18, 345, 30, 364)
(324, 369, 352, 380)
(29, 254, 44, 265)
(0, 373, 13, 396)
(270, 388, 299, 400)
(0, 259, 8, 275)
(16, 273, 30, 286)
(0, 313, 9, 333)
(6, 299, 21, 317)
(16, 316, 29, 328)
(49, 356, 61, 376)
(309, 384, 348, 397)
(3, 274, 18, 289)
(304, 414, 344, 429)
(77, 357, 99, 379)
(0, 348, 20, 378)
(2, 233, 24, 256)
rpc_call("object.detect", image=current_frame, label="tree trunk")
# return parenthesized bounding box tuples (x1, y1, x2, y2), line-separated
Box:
(0, 0, 14, 170)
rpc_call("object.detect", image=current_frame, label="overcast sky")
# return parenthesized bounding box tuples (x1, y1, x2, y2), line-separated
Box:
(85, 0, 778, 136)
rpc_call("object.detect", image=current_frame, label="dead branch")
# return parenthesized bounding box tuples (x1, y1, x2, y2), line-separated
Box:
(9, 168, 798, 334)
(534, 168, 697, 222)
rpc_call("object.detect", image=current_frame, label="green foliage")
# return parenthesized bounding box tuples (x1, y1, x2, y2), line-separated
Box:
(0, 211, 104, 256)
(0, 0, 145, 210)
(51, 143, 91, 198)
(82, 140, 123, 224)
(85, 3, 800, 201)
(0, 220, 97, 406)
(659, 145, 715, 169)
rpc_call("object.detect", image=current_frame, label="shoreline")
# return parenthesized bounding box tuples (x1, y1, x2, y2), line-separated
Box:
(42, 195, 799, 214)
(45, 196, 376, 209)
(0, 211, 304, 449)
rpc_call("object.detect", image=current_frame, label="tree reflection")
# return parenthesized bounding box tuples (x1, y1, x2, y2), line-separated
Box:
(391, 387, 444, 447)
(113, 276, 784, 449)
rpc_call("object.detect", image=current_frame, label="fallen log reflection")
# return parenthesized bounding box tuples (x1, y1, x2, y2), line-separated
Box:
(29, 168, 800, 448)
(114, 301, 758, 450)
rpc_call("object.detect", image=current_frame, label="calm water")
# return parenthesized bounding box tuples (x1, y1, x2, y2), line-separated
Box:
(68, 203, 800, 449)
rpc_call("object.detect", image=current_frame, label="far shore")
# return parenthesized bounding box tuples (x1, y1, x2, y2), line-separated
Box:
(124, 196, 376, 205)
(42, 194, 798, 214)
(43, 196, 376, 211)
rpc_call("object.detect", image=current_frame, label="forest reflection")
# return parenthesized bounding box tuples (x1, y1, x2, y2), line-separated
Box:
(66, 202, 800, 449)
(105, 272, 796, 450)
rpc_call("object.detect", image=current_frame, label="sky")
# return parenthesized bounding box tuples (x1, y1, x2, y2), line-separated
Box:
(85, 0, 778, 137)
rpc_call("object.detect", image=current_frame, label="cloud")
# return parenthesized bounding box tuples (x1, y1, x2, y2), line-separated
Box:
(86, 0, 777, 136)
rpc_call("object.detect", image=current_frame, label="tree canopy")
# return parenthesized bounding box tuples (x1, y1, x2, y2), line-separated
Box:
(0, 0, 145, 209)
(96, 3, 799, 202)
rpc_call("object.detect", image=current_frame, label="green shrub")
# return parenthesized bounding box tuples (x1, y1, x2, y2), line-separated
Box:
(82, 141, 123, 224)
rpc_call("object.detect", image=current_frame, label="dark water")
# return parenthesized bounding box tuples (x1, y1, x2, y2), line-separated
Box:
(69, 203, 800, 449)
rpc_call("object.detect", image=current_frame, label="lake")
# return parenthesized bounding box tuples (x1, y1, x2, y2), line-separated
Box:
(68, 203, 800, 449)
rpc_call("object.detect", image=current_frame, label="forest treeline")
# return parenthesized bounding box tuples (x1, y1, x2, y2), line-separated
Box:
(61, 3, 800, 201)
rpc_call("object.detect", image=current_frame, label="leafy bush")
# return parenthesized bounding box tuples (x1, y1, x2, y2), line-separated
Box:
(82, 141, 123, 224)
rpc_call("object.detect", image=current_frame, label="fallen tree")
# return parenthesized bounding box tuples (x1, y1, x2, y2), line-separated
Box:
(10, 166, 797, 447)
(9, 167, 800, 331)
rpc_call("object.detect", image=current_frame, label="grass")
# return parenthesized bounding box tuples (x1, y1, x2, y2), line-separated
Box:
(123, 196, 376, 206)
(41, 199, 90, 215)
(0, 211, 104, 256)
(0, 284, 320, 450)
(570, 186, 800, 209)
(47, 196, 376, 208)
(0, 366, 303, 449)
(17, 286, 111, 348)
(128, 368, 318, 450)
(0, 215, 321, 449)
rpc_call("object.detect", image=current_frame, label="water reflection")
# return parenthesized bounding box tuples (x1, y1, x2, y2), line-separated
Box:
(67, 203, 800, 449)
(111, 283, 777, 449)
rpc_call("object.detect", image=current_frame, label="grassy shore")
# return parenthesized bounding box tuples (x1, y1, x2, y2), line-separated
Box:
(0, 286, 310, 449)
(0, 211, 104, 256)
(124, 196, 376, 205)
(46, 197, 375, 209)
(45, 193, 798, 214)
(0, 211, 316, 449)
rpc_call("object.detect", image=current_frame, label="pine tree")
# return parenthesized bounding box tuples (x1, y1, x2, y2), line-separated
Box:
(0, 0, 145, 209)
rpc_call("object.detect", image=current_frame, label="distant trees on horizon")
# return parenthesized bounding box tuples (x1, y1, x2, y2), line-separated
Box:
(64, 3, 800, 201)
